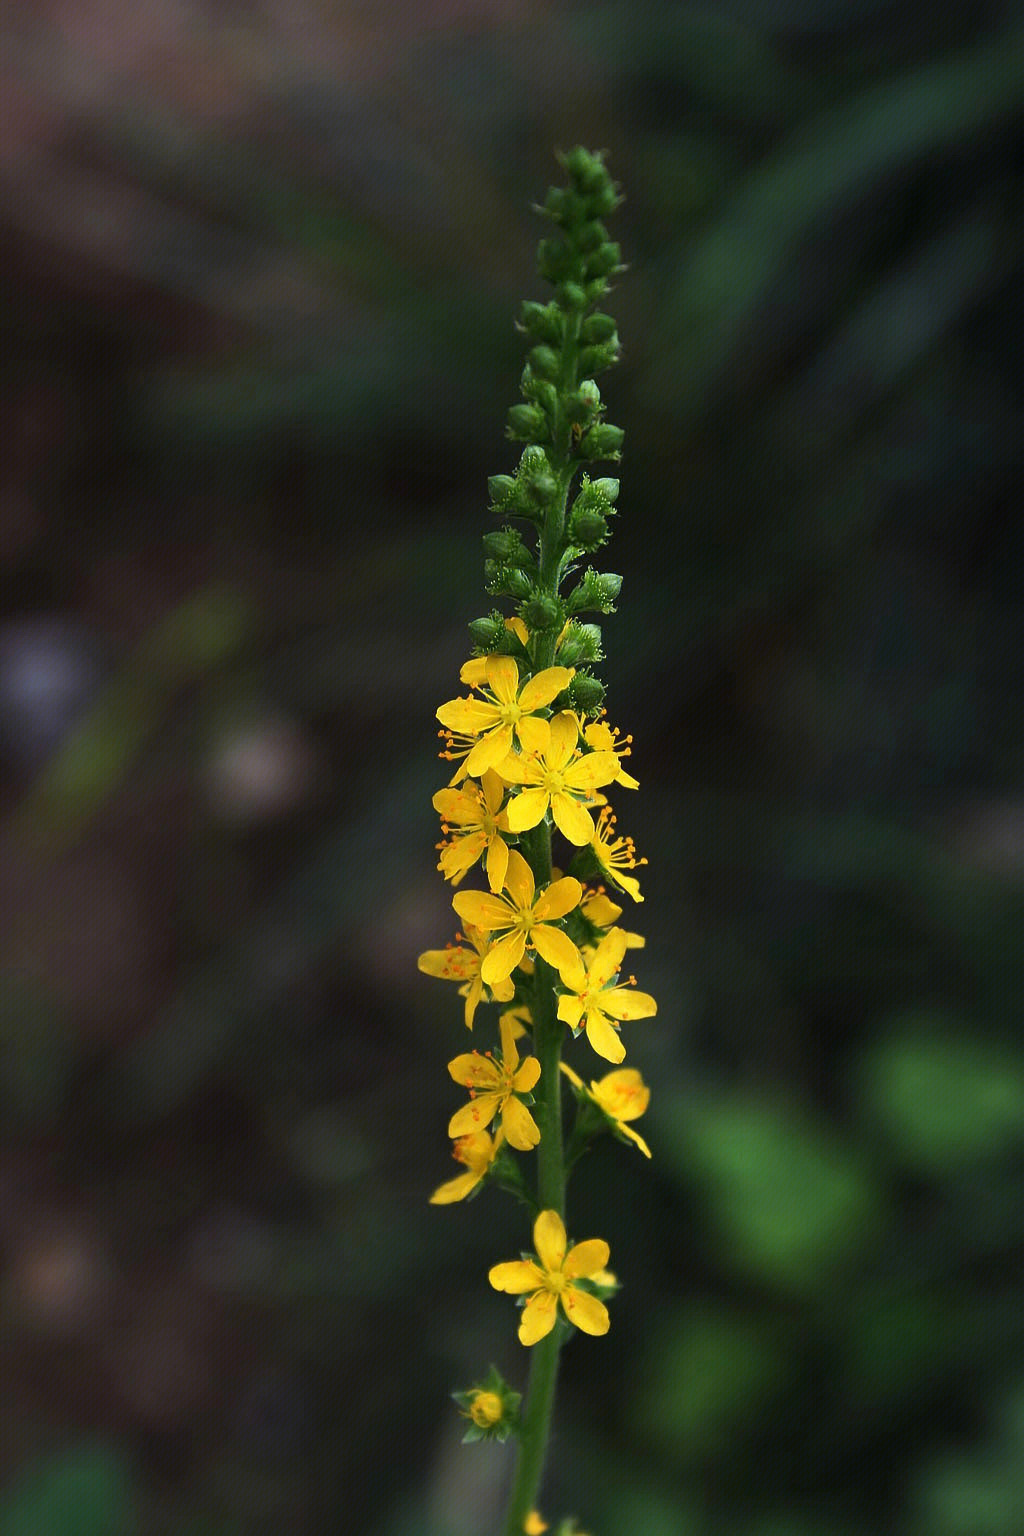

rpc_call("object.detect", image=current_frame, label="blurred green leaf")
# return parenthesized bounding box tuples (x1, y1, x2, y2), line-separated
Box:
(632, 1303, 790, 1463)
(855, 1017, 1024, 1174)
(658, 1091, 883, 1293)
(0, 1443, 137, 1536)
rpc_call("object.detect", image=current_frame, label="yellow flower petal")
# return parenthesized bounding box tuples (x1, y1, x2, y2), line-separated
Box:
(533, 876, 582, 922)
(489, 1259, 545, 1294)
(502, 848, 536, 908)
(550, 791, 596, 847)
(519, 1289, 559, 1345)
(481, 929, 527, 986)
(484, 654, 520, 704)
(448, 1095, 499, 1137)
(546, 711, 579, 770)
(429, 1169, 480, 1203)
(485, 835, 509, 894)
(447, 1052, 501, 1089)
(513, 1055, 541, 1094)
(599, 986, 657, 1021)
(592, 1068, 650, 1120)
(516, 714, 551, 756)
(563, 1238, 611, 1280)
(533, 1209, 567, 1272)
(452, 889, 514, 931)
(501, 1095, 541, 1150)
(458, 656, 490, 687)
(589, 927, 629, 985)
(557, 994, 586, 1031)
(517, 665, 573, 711)
(562, 1286, 610, 1336)
(466, 722, 514, 775)
(584, 1012, 626, 1063)
(532, 924, 583, 978)
(506, 786, 550, 833)
(437, 697, 497, 733)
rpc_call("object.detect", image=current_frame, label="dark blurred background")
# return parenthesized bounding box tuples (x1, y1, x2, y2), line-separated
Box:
(1, 3, 1022, 1534)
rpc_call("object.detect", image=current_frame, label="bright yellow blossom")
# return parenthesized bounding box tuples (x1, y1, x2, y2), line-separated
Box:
(433, 768, 511, 891)
(560, 1061, 652, 1157)
(556, 927, 657, 1063)
(430, 1127, 505, 1204)
(417, 924, 515, 1028)
(489, 1208, 610, 1345)
(437, 655, 573, 778)
(452, 849, 583, 986)
(524, 1515, 548, 1535)
(448, 1011, 541, 1151)
(583, 714, 639, 789)
(580, 887, 645, 949)
(590, 803, 647, 903)
(501, 712, 619, 845)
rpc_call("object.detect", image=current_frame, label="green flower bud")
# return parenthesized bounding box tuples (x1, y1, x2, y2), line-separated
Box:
(486, 565, 533, 599)
(576, 423, 624, 460)
(521, 374, 558, 415)
(553, 622, 603, 666)
(569, 507, 608, 551)
(518, 301, 563, 345)
(566, 568, 622, 614)
(588, 183, 619, 216)
(487, 474, 517, 507)
(591, 477, 620, 502)
(519, 592, 563, 632)
(537, 237, 579, 284)
(577, 378, 602, 411)
(482, 528, 532, 568)
(528, 345, 560, 380)
(518, 445, 549, 477)
(467, 613, 507, 649)
(568, 672, 606, 713)
(576, 219, 608, 254)
(507, 404, 548, 441)
(525, 472, 558, 508)
(584, 242, 621, 280)
(581, 312, 618, 344)
(555, 280, 588, 309)
(579, 339, 621, 376)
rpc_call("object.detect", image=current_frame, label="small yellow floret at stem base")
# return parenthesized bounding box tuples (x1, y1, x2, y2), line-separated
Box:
(524, 1514, 548, 1535)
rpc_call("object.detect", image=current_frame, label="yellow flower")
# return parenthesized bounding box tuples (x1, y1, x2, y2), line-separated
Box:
(560, 1061, 652, 1157)
(556, 927, 657, 1063)
(452, 849, 583, 986)
(429, 1127, 505, 1204)
(524, 1515, 548, 1535)
(447, 1011, 541, 1151)
(437, 655, 574, 778)
(433, 768, 511, 891)
(583, 714, 639, 789)
(501, 712, 619, 845)
(417, 924, 515, 1028)
(489, 1208, 610, 1345)
(590, 803, 647, 903)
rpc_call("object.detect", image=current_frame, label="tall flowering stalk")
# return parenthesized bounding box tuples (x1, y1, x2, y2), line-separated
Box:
(419, 148, 655, 1536)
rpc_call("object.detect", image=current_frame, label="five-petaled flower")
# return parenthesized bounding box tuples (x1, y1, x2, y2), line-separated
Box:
(417, 924, 515, 1028)
(453, 849, 583, 987)
(448, 1010, 542, 1150)
(437, 655, 574, 779)
(430, 1127, 505, 1204)
(556, 926, 657, 1063)
(433, 768, 512, 891)
(560, 1062, 652, 1157)
(501, 712, 619, 845)
(488, 1208, 610, 1344)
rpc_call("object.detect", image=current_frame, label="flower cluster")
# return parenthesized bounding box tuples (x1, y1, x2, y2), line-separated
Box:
(418, 147, 654, 1535)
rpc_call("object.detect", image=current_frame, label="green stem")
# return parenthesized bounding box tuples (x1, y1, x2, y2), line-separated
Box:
(500, 297, 583, 1536)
